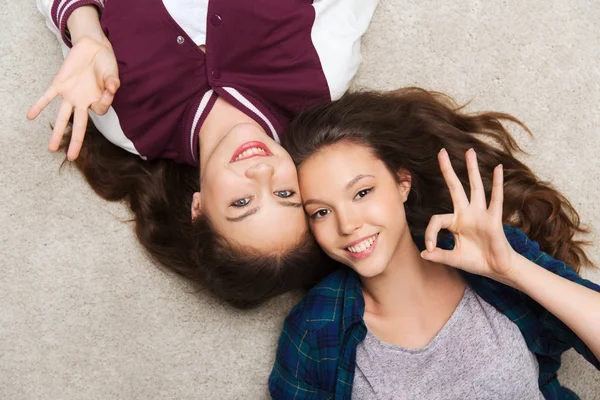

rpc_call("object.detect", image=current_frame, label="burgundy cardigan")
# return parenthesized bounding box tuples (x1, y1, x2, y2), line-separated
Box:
(38, 0, 379, 166)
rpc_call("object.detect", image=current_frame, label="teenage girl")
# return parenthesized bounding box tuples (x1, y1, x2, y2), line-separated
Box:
(28, 0, 378, 307)
(270, 88, 600, 398)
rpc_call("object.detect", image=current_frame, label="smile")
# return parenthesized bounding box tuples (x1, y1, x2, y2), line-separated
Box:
(345, 233, 379, 260)
(230, 141, 273, 163)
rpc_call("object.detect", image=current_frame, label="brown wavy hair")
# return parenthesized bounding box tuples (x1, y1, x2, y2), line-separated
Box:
(60, 121, 334, 309)
(283, 88, 594, 272)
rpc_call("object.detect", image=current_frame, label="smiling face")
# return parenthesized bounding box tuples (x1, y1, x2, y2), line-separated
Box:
(299, 142, 411, 277)
(196, 123, 307, 252)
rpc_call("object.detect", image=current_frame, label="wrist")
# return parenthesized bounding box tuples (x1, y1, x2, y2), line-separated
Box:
(503, 250, 523, 288)
(67, 6, 106, 45)
(489, 249, 523, 288)
(499, 251, 541, 291)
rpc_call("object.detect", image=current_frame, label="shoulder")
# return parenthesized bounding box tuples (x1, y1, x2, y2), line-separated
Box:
(309, 0, 379, 100)
(273, 268, 355, 381)
(286, 268, 353, 332)
(503, 225, 556, 265)
(503, 225, 566, 269)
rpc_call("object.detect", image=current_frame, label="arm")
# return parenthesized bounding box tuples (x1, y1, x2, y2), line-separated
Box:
(311, 0, 380, 100)
(36, 0, 105, 48)
(507, 251, 600, 363)
(422, 148, 600, 367)
(66, 5, 106, 44)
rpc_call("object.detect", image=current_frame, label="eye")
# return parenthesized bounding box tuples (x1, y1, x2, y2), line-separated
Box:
(231, 197, 252, 207)
(274, 190, 296, 198)
(310, 209, 330, 219)
(354, 187, 373, 200)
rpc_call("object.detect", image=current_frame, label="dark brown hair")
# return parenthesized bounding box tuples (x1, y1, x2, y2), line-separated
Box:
(61, 121, 334, 309)
(283, 88, 594, 272)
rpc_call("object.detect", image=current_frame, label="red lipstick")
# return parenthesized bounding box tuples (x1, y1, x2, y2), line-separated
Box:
(230, 141, 273, 163)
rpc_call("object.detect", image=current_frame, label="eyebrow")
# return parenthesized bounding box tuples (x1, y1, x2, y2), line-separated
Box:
(226, 207, 260, 222)
(345, 174, 374, 190)
(278, 200, 303, 208)
(303, 174, 375, 207)
(225, 200, 303, 222)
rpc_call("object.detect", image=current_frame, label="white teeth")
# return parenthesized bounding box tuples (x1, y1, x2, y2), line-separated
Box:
(235, 147, 267, 161)
(347, 234, 378, 253)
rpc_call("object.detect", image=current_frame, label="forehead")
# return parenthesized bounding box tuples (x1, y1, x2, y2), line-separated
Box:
(299, 143, 384, 185)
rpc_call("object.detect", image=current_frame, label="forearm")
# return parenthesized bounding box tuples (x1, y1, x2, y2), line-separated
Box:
(36, 0, 105, 48)
(66, 5, 106, 45)
(507, 253, 600, 360)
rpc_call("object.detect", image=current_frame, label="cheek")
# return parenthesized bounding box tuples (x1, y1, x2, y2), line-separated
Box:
(202, 170, 241, 202)
(370, 193, 406, 225)
(278, 161, 299, 184)
(310, 221, 336, 254)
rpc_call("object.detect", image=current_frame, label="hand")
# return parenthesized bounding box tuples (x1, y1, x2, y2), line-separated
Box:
(27, 36, 119, 160)
(421, 148, 518, 283)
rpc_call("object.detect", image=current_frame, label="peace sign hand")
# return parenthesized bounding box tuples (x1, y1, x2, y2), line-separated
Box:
(27, 36, 119, 161)
(421, 149, 518, 283)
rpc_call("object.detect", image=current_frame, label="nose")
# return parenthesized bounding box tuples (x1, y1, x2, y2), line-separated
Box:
(337, 209, 362, 236)
(245, 163, 275, 182)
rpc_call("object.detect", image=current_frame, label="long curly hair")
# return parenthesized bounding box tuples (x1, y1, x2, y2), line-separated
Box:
(283, 88, 594, 272)
(60, 121, 334, 309)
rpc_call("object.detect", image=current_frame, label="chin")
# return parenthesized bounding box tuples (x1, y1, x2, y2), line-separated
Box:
(330, 252, 387, 278)
(357, 267, 386, 279)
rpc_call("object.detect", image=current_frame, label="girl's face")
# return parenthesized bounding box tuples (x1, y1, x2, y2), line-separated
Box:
(299, 142, 411, 277)
(196, 123, 307, 252)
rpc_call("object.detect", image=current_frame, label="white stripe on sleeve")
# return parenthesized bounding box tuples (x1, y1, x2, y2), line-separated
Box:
(311, 0, 379, 100)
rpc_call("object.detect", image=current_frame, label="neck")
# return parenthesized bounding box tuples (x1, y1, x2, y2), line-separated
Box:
(198, 97, 262, 172)
(360, 232, 460, 316)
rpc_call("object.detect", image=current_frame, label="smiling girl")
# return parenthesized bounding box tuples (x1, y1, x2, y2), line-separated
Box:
(28, 0, 378, 307)
(269, 88, 600, 399)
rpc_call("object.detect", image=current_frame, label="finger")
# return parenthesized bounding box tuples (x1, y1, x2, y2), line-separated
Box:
(489, 164, 504, 218)
(48, 102, 73, 152)
(67, 107, 89, 160)
(466, 149, 486, 208)
(105, 76, 120, 95)
(424, 214, 453, 252)
(27, 86, 59, 120)
(438, 148, 469, 210)
(420, 247, 459, 266)
(90, 89, 114, 116)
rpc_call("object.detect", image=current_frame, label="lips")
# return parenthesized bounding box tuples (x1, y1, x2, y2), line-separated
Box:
(344, 233, 379, 260)
(230, 141, 273, 163)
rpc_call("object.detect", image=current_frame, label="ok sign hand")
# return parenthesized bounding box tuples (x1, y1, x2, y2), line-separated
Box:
(421, 149, 518, 283)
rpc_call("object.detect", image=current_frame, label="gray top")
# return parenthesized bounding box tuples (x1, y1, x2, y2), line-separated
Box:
(352, 286, 544, 400)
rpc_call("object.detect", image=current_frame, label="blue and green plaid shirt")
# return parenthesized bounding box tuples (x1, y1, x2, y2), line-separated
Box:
(269, 226, 600, 399)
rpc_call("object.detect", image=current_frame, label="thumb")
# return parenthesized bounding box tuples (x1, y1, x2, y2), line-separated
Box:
(105, 76, 120, 94)
(420, 248, 454, 265)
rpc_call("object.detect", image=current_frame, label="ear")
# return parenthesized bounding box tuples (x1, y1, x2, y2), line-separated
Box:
(397, 169, 412, 203)
(191, 192, 202, 221)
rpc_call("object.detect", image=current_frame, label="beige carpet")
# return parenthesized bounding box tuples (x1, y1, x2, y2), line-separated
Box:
(1, 0, 599, 398)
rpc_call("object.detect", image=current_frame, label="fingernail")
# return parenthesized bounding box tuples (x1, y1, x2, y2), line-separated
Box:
(426, 240, 434, 252)
(439, 148, 446, 153)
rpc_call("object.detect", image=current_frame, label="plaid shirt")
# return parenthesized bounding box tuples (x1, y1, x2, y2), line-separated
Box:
(269, 226, 600, 399)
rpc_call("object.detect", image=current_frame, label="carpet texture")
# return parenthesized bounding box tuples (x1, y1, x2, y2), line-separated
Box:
(1, 0, 599, 398)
